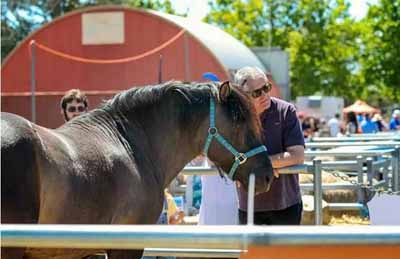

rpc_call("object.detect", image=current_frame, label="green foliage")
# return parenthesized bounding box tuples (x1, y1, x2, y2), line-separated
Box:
(206, 0, 399, 105)
(358, 0, 400, 103)
(1, 0, 177, 61)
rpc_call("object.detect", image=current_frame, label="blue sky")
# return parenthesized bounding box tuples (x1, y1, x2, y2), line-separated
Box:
(170, 0, 378, 21)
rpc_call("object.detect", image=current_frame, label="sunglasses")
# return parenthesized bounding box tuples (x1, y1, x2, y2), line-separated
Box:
(67, 106, 86, 113)
(247, 83, 272, 98)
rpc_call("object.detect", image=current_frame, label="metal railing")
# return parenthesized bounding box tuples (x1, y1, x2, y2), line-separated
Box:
(306, 141, 399, 149)
(182, 146, 400, 225)
(1, 144, 399, 258)
(310, 135, 399, 142)
(2, 224, 400, 249)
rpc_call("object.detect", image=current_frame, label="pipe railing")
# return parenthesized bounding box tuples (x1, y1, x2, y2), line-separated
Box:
(306, 141, 399, 149)
(1, 143, 399, 257)
(310, 135, 399, 142)
(305, 149, 395, 157)
(2, 225, 400, 250)
(182, 146, 399, 225)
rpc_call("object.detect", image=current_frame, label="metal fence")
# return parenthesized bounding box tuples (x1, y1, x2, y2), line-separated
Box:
(2, 137, 400, 258)
(182, 145, 400, 225)
(2, 224, 400, 249)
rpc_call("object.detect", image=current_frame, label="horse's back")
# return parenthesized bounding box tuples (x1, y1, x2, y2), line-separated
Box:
(1, 112, 40, 223)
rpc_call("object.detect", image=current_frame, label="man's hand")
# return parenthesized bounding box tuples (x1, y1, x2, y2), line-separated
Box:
(269, 145, 305, 169)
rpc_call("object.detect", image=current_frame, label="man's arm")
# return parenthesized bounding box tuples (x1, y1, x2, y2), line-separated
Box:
(269, 145, 305, 169)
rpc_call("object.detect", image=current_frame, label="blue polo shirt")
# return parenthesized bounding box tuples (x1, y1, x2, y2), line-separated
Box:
(238, 97, 304, 211)
(389, 118, 400, 130)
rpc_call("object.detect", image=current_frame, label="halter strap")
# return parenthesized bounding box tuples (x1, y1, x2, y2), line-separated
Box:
(203, 97, 268, 180)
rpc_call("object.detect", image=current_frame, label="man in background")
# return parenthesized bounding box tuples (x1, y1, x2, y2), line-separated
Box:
(328, 113, 341, 137)
(60, 89, 88, 122)
(389, 109, 400, 131)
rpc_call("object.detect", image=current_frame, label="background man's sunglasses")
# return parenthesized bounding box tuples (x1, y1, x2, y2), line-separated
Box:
(67, 106, 86, 113)
(248, 83, 272, 98)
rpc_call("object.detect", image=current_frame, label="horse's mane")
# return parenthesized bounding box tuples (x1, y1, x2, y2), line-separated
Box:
(102, 81, 217, 114)
(99, 81, 262, 141)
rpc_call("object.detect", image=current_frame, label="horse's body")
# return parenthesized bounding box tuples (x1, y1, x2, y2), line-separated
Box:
(1, 81, 273, 259)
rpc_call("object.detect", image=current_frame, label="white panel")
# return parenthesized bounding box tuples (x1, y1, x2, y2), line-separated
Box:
(82, 12, 124, 45)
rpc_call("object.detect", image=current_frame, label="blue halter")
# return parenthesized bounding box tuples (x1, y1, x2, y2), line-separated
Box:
(203, 97, 268, 180)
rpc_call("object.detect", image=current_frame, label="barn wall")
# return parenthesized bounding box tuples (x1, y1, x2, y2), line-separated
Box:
(1, 7, 228, 127)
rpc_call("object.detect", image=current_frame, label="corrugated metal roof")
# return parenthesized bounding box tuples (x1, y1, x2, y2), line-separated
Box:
(149, 10, 265, 71)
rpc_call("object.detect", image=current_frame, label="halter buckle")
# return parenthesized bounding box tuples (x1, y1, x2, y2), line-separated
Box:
(235, 153, 247, 164)
(208, 127, 218, 136)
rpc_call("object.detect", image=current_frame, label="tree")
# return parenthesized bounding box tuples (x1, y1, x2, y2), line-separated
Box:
(1, 0, 177, 61)
(205, 0, 396, 104)
(358, 0, 400, 104)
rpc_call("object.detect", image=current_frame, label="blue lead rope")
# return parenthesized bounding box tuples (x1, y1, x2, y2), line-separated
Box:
(203, 97, 268, 180)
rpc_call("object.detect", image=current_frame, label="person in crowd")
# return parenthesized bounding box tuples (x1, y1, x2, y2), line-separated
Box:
(389, 109, 400, 131)
(345, 111, 359, 134)
(301, 116, 312, 139)
(60, 89, 89, 122)
(198, 171, 239, 225)
(360, 113, 378, 133)
(317, 118, 331, 137)
(164, 189, 185, 225)
(234, 66, 305, 225)
(357, 113, 364, 125)
(372, 113, 388, 132)
(327, 113, 341, 137)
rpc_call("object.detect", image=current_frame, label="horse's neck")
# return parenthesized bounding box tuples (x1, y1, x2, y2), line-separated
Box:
(124, 102, 209, 188)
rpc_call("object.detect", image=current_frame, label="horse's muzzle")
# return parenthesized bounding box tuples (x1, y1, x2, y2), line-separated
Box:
(251, 167, 274, 195)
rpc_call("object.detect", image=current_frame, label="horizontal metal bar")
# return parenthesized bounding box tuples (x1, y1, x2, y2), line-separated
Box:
(144, 248, 241, 258)
(2, 225, 400, 249)
(182, 165, 310, 176)
(310, 136, 399, 142)
(310, 160, 359, 170)
(300, 183, 359, 190)
(373, 159, 391, 168)
(182, 167, 216, 175)
(306, 141, 400, 148)
(348, 133, 398, 137)
(328, 203, 364, 211)
(276, 164, 309, 174)
(305, 149, 395, 157)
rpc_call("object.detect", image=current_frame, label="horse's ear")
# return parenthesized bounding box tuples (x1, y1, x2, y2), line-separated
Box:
(219, 81, 232, 102)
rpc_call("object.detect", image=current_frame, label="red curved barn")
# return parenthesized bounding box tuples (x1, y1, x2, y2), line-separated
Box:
(1, 6, 280, 128)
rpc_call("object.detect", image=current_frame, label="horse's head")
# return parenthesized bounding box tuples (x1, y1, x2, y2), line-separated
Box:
(205, 81, 274, 194)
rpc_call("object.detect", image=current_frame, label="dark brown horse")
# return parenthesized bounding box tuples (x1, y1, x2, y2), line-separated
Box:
(1, 81, 273, 258)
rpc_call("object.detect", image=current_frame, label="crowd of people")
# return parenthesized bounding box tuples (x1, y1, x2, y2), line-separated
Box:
(297, 109, 400, 139)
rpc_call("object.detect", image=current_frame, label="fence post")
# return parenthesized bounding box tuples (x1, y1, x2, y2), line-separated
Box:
(366, 157, 374, 186)
(247, 173, 255, 225)
(357, 156, 364, 203)
(392, 146, 399, 192)
(313, 159, 322, 225)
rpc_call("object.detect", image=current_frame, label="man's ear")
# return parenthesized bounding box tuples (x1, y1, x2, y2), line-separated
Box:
(219, 81, 232, 102)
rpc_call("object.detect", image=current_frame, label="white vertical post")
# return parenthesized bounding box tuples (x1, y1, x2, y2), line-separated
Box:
(392, 147, 399, 192)
(313, 159, 322, 225)
(357, 156, 364, 203)
(247, 173, 255, 225)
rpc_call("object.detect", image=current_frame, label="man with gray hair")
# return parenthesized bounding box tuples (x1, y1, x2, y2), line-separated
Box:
(234, 66, 305, 225)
